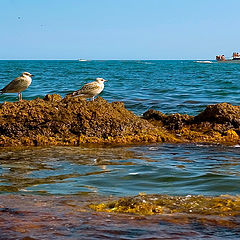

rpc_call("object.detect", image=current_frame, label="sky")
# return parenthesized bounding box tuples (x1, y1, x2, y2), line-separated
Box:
(1, 0, 240, 60)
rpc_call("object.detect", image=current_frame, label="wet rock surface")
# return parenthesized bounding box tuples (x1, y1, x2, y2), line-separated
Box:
(0, 95, 174, 146)
(90, 193, 240, 217)
(143, 102, 240, 144)
(194, 102, 240, 127)
(0, 96, 240, 146)
(143, 109, 194, 130)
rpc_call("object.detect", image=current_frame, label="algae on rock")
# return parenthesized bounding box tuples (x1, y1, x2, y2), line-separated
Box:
(0, 95, 176, 146)
(89, 194, 240, 217)
(143, 103, 240, 145)
(0, 96, 239, 146)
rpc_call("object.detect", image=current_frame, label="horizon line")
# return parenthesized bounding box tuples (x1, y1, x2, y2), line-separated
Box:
(0, 59, 214, 61)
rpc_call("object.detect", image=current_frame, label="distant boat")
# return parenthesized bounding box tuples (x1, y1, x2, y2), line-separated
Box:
(78, 59, 88, 62)
(216, 52, 240, 62)
(194, 60, 212, 64)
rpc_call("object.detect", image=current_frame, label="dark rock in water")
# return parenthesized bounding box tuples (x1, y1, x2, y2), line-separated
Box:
(0, 95, 175, 146)
(194, 102, 240, 128)
(0, 96, 239, 146)
(143, 109, 194, 130)
(165, 113, 194, 130)
(143, 103, 240, 144)
(143, 109, 165, 121)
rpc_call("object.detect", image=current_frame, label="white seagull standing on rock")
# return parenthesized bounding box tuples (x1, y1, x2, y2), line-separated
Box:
(0, 72, 34, 101)
(68, 78, 107, 101)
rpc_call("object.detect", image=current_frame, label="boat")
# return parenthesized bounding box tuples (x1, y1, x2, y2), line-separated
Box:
(194, 60, 212, 64)
(78, 59, 88, 62)
(216, 52, 240, 62)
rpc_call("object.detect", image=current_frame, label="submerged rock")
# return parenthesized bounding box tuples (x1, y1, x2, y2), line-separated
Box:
(89, 193, 240, 217)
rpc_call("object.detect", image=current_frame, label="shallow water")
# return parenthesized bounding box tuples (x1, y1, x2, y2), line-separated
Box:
(1, 144, 240, 196)
(1, 60, 240, 238)
(0, 144, 240, 239)
(1, 194, 240, 240)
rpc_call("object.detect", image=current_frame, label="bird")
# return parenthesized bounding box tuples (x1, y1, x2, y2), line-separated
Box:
(68, 78, 107, 101)
(0, 72, 34, 101)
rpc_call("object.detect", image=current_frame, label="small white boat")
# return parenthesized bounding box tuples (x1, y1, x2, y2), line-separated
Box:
(78, 59, 88, 62)
(194, 61, 212, 63)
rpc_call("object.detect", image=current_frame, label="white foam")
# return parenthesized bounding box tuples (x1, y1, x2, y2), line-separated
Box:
(148, 147, 159, 151)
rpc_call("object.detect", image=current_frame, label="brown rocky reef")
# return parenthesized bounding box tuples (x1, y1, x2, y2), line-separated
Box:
(0, 96, 239, 146)
(143, 102, 240, 144)
(0, 95, 174, 146)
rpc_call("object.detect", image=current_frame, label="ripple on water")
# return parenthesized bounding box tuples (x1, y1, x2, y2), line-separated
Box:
(0, 144, 240, 196)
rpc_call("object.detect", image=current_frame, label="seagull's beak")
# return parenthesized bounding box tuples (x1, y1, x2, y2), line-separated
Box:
(31, 74, 34, 77)
(104, 79, 108, 82)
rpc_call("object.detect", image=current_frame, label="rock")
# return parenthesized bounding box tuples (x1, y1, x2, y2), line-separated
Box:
(0, 95, 175, 146)
(143, 103, 240, 145)
(0, 96, 239, 146)
(90, 194, 240, 217)
(143, 109, 165, 121)
(43, 94, 62, 102)
(194, 103, 240, 128)
(143, 109, 193, 130)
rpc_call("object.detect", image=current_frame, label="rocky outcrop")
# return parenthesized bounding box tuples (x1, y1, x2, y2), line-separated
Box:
(143, 102, 240, 144)
(194, 102, 240, 127)
(143, 109, 194, 130)
(0, 95, 176, 146)
(0, 97, 239, 146)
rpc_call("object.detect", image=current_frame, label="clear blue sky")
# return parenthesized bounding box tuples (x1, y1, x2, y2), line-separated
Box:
(1, 0, 240, 60)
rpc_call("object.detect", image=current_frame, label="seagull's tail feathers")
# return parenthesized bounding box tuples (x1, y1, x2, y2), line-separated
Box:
(66, 91, 86, 99)
(71, 94, 86, 99)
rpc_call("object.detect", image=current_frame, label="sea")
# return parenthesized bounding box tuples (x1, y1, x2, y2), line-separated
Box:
(0, 60, 240, 239)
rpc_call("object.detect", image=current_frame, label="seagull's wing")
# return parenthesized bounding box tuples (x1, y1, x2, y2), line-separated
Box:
(78, 82, 99, 93)
(0, 76, 26, 93)
(71, 81, 99, 96)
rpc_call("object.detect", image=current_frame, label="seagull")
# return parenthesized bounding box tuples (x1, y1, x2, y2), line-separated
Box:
(0, 72, 34, 101)
(68, 78, 107, 101)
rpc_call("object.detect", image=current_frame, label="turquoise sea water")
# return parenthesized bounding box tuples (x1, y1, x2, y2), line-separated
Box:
(1, 60, 240, 239)
(1, 60, 240, 115)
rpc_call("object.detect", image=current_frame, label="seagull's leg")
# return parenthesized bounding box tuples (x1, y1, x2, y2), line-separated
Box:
(18, 92, 22, 101)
